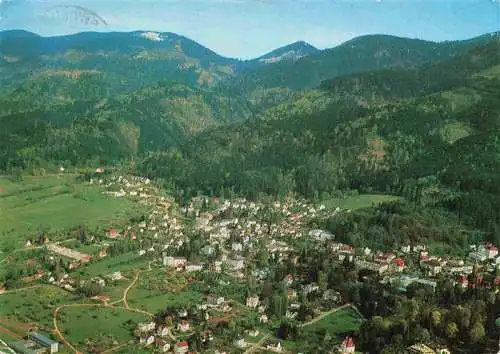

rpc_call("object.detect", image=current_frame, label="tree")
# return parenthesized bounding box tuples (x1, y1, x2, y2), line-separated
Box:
(277, 320, 300, 340)
(78, 282, 103, 297)
(469, 322, 485, 344)
(445, 322, 459, 341)
(430, 310, 442, 334)
(318, 271, 327, 292)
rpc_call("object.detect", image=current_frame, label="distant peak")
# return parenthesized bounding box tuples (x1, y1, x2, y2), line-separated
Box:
(257, 40, 319, 64)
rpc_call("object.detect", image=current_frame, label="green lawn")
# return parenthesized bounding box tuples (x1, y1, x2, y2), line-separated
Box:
(302, 308, 363, 335)
(0, 285, 73, 331)
(322, 194, 402, 211)
(76, 252, 149, 277)
(127, 287, 203, 313)
(59, 240, 103, 256)
(57, 306, 149, 352)
(100, 282, 130, 303)
(0, 175, 142, 249)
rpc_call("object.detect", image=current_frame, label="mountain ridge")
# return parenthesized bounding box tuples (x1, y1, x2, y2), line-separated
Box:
(2, 29, 498, 62)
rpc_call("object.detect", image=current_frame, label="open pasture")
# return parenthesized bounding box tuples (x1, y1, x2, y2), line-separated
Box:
(0, 175, 140, 250)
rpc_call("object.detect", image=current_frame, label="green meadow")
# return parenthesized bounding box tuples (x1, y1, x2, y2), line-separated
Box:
(57, 306, 149, 352)
(0, 175, 141, 250)
(0, 285, 74, 331)
(302, 307, 363, 335)
(322, 194, 402, 211)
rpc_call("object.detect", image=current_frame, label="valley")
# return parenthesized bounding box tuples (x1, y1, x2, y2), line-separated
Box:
(0, 24, 500, 354)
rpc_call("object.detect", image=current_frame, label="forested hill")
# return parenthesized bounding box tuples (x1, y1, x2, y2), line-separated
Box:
(222, 33, 499, 99)
(1, 30, 498, 175)
(1, 30, 496, 97)
(140, 40, 500, 239)
(0, 78, 253, 173)
(0, 30, 241, 93)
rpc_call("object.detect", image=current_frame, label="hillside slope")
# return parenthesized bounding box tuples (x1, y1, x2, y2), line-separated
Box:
(0, 30, 240, 92)
(140, 40, 500, 236)
(224, 33, 499, 100)
(0, 78, 252, 172)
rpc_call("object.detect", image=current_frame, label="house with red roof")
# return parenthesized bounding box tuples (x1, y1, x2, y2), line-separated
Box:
(284, 274, 294, 285)
(339, 336, 355, 353)
(391, 258, 405, 272)
(107, 229, 120, 239)
(419, 251, 429, 261)
(174, 341, 189, 354)
(457, 274, 469, 289)
(375, 252, 396, 263)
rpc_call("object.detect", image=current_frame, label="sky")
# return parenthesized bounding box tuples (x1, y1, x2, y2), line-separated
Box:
(0, 0, 499, 59)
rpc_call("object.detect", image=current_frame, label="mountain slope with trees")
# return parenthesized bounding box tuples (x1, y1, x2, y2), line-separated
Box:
(140, 39, 500, 239)
(0, 78, 253, 173)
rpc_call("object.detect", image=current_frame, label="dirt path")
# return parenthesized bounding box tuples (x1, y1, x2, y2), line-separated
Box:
(123, 272, 139, 309)
(0, 324, 22, 340)
(100, 341, 130, 354)
(299, 303, 352, 328)
(53, 305, 83, 354)
(243, 333, 271, 354)
(0, 285, 41, 296)
(53, 302, 153, 354)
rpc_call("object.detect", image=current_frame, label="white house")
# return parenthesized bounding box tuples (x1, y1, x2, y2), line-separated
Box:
(185, 264, 204, 272)
(228, 256, 245, 271)
(246, 296, 259, 308)
(232, 242, 243, 252)
(163, 255, 187, 268)
(139, 335, 155, 346)
(479, 243, 499, 259)
(155, 339, 170, 353)
(137, 322, 156, 333)
(234, 338, 246, 348)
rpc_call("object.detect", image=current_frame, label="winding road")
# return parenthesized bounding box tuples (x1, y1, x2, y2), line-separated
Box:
(52, 271, 152, 354)
(123, 272, 139, 309)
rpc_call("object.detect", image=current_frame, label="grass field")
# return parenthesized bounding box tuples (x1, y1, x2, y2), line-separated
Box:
(0, 175, 142, 249)
(57, 306, 149, 352)
(302, 308, 363, 335)
(59, 239, 103, 256)
(76, 252, 149, 277)
(0, 285, 74, 331)
(136, 269, 189, 293)
(323, 194, 402, 211)
(128, 287, 203, 314)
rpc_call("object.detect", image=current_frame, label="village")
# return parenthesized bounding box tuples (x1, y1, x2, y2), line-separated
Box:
(0, 170, 499, 354)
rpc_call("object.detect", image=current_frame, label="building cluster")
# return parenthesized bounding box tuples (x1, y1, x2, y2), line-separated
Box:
(9, 332, 60, 354)
(11, 173, 496, 353)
